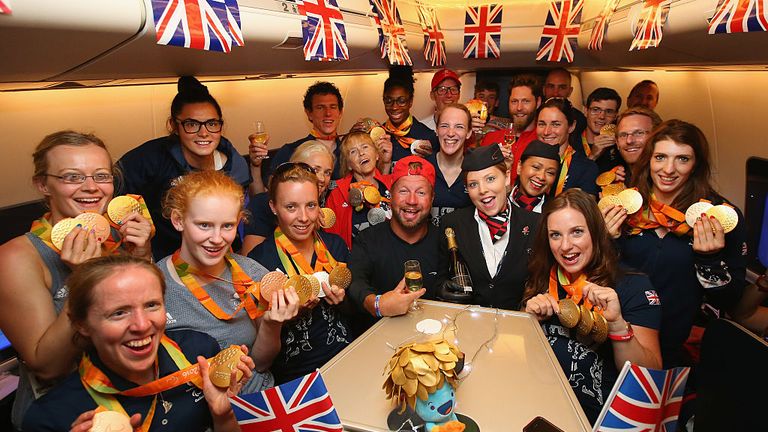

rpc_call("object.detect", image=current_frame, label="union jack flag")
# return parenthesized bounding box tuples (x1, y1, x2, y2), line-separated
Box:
(708, 0, 768, 34)
(151, 0, 244, 53)
(298, 0, 349, 61)
(629, 0, 671, 51)
(0, 0, 11, 15)
(417, 3, 446, 67)
(587, 0, 620, 50)
(645, 290, 661, 305)
(594, 362, 690, 432)
(369, 0, 412, 66)
(536, 0, 583, 63)
(463, 4, 503, 59)
(230, 370, 343, 432)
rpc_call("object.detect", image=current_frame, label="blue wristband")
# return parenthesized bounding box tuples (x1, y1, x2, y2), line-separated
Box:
(375, 294, 382, 318)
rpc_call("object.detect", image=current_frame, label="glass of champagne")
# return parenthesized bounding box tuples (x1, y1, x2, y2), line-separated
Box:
(252, 120, 269, 160)
(404, 260, 423, 312)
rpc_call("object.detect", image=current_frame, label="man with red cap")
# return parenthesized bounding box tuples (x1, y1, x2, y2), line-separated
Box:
(348, 156, 440, 334)
(420, 69, 462, 132)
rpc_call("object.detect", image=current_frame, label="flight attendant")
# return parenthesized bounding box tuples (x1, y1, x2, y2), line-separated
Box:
(510, 140, 560, 213)
(437, 145, 540, 309)
(610, 119, 747, 368)
(118, 76, 252, 260)
(381, 66, 438, 164)
(427, 103, 472, 226)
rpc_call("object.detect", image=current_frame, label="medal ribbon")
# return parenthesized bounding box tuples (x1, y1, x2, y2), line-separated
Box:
(547, 266, 592, 309)
(79, 335, 201, 432)
(580, 130, 592, 157)
(310, 128, 338, 142)
(555, 145, 576, 196)
(274, 227, 338, 277)
(383, 115, 416, 149)
(171, 250, 265, 321)
(627, 194, 691, 236)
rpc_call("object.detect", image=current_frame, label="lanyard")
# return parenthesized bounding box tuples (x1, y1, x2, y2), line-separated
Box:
(555, 145, 576, 196)
(274, 228, 338, 277)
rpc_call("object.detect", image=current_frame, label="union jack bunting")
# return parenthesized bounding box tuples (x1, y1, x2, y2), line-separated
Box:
(417, 3, 446, 67)
(708, 0, 768, 34)
(593, 362, 690, 432)
(536, 0, 583, 63)
(629, 0, 671, 51)
(151, 0, 243, 53)
(0, 0, 11, 15)
(230, 370, 343, 432)
(369, 0, 412, 66)
(587, 0, 620, 50)
(463, 4, 503, 59)
(298, 0, 349, 61)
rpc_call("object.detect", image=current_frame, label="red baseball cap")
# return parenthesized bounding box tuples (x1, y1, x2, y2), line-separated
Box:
(431, 69, 461, 91)
(391, 156, 436, 188)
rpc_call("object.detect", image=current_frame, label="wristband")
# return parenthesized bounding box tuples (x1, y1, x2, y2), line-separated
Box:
(608, 321, 634, 342)
(374, 295, 382, 318)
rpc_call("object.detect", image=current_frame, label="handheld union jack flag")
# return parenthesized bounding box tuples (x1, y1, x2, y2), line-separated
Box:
(230, 370, 343, 432)
(587, 0, 620, 51)
(536, 0, 583, 63)
(463, 4, 503, 59)
(629, 0, 671, 51)
(151, 0, 244, 53)
(593, 361, 690, 432)
(708, 0, 768, 34)
(298, 0, 349, 61)
(369, 0, 412, 66)
(0, 0, 11, 15)
(417, 3, 446, 67)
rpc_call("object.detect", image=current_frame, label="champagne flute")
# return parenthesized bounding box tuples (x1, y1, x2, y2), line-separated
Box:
(251, 121, 269, 160)
(404, 260, 423, 312)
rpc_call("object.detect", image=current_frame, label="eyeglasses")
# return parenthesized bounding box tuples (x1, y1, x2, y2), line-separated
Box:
(383, 97, 411, 107)
(45, 173, 114, 184)
(588, 106, 617, 117)
(175, 118, 224, 134)
(617, 130, 649, 140)
(434, 85, 460, 96)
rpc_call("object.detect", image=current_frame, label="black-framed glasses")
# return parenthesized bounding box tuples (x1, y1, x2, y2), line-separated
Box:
(434, 85, 460, 96)
(383, 96, 411, 107)
(45, 173, 114, 184)
(617, 130, 649, 140)
(175, 118, 224, 134)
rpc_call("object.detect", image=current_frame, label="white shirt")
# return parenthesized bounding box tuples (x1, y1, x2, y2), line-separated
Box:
(473, 204, 511, 278)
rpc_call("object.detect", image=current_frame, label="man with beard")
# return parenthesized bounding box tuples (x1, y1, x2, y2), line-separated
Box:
(347, 156, 440, 333)
(480, 74, 543, 185)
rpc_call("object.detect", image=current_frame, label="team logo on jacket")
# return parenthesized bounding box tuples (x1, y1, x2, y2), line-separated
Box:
(522, 225, 530, 236)
(645, 290, 660, 305)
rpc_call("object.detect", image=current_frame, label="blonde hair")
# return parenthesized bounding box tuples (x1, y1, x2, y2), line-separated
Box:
(339, 132, 380, 177)
(267, 163, 320, 203)
(162, 170, 245, 221)
(291, 140, 336, 166)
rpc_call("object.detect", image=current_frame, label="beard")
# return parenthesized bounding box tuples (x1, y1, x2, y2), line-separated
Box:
(391, 206, 430, 230)
(512, 111, 535, 132)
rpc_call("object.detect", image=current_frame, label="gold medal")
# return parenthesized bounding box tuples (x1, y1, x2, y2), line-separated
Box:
(598, 194, 624, 212)
(591, 312, 608, 344)
(684, 201, 713, 228)
(302, 274, 322, 298)
(284, 274, 313, 304)
(363, 186, 381, 206)
(74, 212, 111, 244)
(209, 345, 244, 388)
(369, 126, 387, 142)
(617, 189, 643, 214)
(50, 218, 81, 250)
(106, 195, 142, 225)
(557, 298, 580, 328)
(596, 170, 617, 187)
(601, 182, 626, 196)
(318, 207, 336, 229)
(576, 304, 594, 336)
(706, 204, 739, 233)
(367, 207, 387, 225)
(90, 410, 132, 432)
(329, 265, 352, 290)
(600, 124, 616, 137)
(259, 271, 288, 302)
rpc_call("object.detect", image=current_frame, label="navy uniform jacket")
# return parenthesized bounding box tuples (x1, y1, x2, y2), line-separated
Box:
(437, 205, 541, 310)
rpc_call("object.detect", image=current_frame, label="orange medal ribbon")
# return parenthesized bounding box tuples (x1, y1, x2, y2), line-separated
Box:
(171, 250, 266, 321)
(310, 128, 338, 142)
(555, 145, 576, 196)
(548, 266, 593, 309)
(627, 194, 690, 236)
(383, 115, 416, 149)
(580, 130, 592, 157)
(274, 228, 338, 277)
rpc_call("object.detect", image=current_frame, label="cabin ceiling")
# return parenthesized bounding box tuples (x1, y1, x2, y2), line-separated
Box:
(1, 0, 767, 91)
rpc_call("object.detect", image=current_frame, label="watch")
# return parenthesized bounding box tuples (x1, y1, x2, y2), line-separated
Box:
(608, 321, 634, 342)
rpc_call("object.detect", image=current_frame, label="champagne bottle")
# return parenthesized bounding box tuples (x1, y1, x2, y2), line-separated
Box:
(445, 228, 473, 293)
